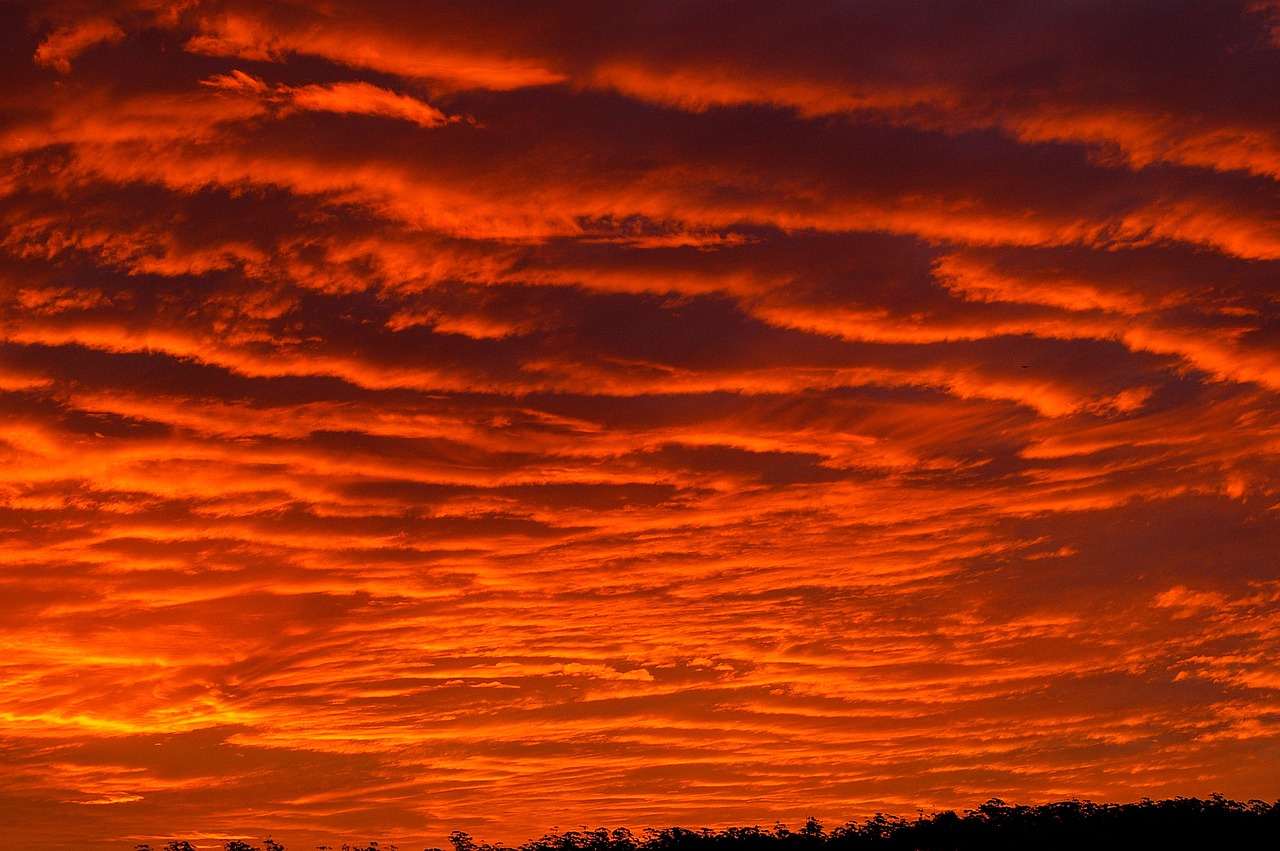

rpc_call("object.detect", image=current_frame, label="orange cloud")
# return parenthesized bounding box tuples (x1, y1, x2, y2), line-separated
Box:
(203, 71, 458, 127)
(33, 18, 124, 73)
(186, 9, 566, 91)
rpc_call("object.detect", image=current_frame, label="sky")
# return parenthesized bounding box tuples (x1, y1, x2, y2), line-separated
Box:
(3, 1, 1280, 849)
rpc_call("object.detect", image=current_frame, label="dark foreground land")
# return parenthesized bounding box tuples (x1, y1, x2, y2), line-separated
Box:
(143, 795, 1280, 851)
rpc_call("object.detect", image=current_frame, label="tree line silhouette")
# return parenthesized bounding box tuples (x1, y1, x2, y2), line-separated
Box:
(137, 794, 1280, 851)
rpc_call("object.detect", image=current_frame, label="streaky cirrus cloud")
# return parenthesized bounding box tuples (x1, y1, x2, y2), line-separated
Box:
(2, 2, 1280, 851)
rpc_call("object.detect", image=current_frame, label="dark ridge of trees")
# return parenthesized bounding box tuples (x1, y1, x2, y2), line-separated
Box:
(444, 796, 1280, 851)
(136, 794, 1280, 851)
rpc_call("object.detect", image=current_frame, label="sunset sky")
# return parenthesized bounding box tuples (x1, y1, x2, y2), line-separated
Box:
(3, 1, 1280, 849)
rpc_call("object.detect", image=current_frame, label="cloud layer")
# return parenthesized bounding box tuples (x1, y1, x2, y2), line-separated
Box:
(3, 1, 1280, 849)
